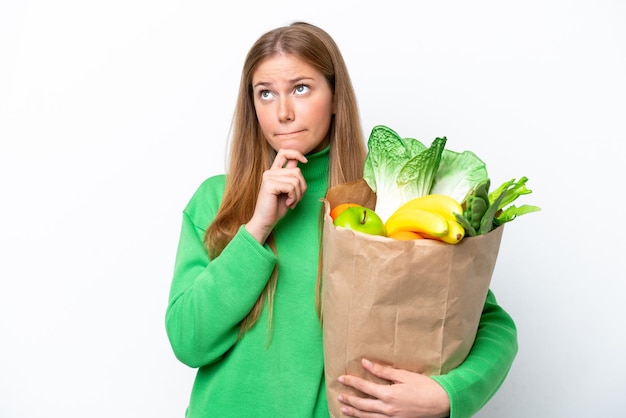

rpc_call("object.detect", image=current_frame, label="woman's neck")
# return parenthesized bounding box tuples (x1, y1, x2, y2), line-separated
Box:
(299, 146, 330, 192)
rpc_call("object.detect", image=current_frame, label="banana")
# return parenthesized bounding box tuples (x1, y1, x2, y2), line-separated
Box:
(397, 194, 463, 221)
(385, 207, 449, 237)
(434, 219, 465, 244)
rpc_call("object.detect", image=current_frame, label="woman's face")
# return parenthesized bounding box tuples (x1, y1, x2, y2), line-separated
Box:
(252, 53, 334, 155)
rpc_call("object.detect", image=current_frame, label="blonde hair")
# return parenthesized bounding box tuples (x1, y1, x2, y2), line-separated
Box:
(205, 21, 366, 336)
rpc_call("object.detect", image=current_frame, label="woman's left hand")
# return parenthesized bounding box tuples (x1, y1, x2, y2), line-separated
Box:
(337, 358, 450, 418)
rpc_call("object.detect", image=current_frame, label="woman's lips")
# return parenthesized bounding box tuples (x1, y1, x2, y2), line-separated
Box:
(276, 130, 304, 138)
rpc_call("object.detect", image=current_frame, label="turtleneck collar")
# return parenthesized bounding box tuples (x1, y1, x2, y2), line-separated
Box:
(299, 145, 329, 192)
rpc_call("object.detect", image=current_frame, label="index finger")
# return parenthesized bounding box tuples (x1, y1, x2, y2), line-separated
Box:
(271, 148, 308, 169)
(338, 374, 388, 399)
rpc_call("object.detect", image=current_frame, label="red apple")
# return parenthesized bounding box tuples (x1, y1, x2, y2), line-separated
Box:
(333, 206, 386, 236)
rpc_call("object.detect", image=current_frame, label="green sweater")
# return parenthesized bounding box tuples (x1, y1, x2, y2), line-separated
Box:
(165, 146, 518, 418)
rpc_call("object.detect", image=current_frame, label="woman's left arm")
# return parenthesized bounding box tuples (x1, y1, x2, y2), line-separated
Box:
(431, 289, 518, 418)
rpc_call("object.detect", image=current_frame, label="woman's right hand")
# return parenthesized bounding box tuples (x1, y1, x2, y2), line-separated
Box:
(245, 148, 308, 244)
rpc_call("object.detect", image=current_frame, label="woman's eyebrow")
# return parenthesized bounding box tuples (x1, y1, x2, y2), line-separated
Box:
(253, 76, 316, 89)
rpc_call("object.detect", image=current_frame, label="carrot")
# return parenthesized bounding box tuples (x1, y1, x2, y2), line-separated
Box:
(387, 230, 424, 240)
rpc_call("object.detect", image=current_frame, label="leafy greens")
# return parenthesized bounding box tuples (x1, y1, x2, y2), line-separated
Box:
(363, 125, 488, 222)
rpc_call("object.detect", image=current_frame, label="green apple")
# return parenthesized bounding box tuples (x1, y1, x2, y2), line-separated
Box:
(333, 205, 386, 236)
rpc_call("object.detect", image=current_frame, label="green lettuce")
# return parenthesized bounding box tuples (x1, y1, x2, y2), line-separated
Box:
(363, 125, 488, 222)
(362, 125, 427, 222)
(431, 149, 488, 204)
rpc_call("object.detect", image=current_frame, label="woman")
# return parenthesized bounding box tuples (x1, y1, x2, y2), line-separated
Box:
(165, 21, 517, 418)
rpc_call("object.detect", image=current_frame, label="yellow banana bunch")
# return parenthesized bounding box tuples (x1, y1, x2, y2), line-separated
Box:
(385, 207, 449, 237)
(384, 194, 466, 244)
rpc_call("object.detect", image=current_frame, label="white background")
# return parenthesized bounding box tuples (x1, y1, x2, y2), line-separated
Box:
(1, 1, 624, 417)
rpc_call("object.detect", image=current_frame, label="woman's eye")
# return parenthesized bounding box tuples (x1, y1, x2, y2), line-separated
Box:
(294, 84, 310, 95)
(260, 90, 274, 100)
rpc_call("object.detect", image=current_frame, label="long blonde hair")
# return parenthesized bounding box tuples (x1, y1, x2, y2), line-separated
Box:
(205, 21, 366, 336)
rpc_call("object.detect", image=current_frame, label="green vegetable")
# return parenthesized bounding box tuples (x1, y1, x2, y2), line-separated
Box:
(457, 176, 541, 236)
(489, 177, 541, 226)
(397, 136, 447, 203)
(363, 125, 488, 222)
(495, 204, 542, 224)
(489, 176, 532, 209)
(362, 124, 540, 230)
(462, 179, 491, 232)
(363, 125, 433, 222)
(479, 189, 508, 235)
(431, 148, 488, 204)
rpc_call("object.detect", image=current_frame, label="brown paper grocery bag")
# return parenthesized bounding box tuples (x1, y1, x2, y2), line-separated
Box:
(320, 179, 504, 417)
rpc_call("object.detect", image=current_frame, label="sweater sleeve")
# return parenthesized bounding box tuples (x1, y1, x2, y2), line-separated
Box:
(431, 290, 518, 418)
(165, 181, 277, 368)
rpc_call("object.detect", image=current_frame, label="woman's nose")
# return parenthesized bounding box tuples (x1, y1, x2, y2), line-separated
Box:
(278, 98, 294, 122)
